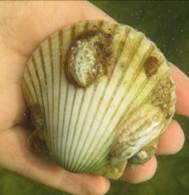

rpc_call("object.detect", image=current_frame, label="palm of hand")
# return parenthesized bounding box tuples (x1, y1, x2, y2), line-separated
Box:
(0, 2, 188, 195)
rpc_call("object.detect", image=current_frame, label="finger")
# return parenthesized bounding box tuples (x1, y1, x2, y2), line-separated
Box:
(0, 126, 110, 195)
(156, 120, 185, 155)
(122, 156, 157, 183)
(170, 63, 189, 116)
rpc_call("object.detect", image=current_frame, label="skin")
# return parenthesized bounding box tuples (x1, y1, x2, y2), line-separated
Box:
(0, 1, 188, 194)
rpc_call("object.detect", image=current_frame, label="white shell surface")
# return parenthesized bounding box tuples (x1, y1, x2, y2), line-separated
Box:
(23, 20, 175, 178)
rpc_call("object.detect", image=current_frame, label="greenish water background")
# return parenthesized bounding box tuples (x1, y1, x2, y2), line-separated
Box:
(0, 1, 189, 195)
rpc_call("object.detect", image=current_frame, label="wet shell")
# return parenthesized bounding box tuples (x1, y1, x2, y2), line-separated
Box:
(22, 20, 176, 179)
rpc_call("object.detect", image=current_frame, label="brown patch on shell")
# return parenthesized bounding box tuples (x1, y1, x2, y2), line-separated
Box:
(144, 56, 160, 77)
(29, 130, 49, 155)
(26, 104, 49, 155)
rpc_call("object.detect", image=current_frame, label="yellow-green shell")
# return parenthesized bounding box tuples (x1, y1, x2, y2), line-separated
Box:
(22, 20, 176, 179)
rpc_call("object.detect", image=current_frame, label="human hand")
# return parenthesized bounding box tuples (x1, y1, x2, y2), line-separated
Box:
(0, 1, 188, 195)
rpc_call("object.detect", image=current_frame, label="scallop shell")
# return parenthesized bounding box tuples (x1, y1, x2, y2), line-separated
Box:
(22, 20, 176, 179)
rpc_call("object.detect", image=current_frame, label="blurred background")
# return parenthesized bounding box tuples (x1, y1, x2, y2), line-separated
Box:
(0, 1, 188, 195)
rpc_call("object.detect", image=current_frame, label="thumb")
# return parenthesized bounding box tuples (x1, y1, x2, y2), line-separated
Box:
(0, 1, 115, 57)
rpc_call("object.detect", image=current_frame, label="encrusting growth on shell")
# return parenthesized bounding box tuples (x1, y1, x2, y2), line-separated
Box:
(65, 30, 114, 88)
(128, 138, 159, 164)
(151, 75, 175, 118)
(22, 20, 176, 180)
(110, 104, 164, 165)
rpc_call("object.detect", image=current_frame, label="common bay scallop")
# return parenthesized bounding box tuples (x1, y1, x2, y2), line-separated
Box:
(22, 20, 176, 179)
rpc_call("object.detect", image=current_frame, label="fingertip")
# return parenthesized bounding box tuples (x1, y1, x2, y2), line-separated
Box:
(169, 62, 189, 117)
(80, 174, 110, 195)
(156, 120, 185, 155)
(64, 173, 110, 195)
(97, 175, 111, 194)
(122, 156, 157, 184)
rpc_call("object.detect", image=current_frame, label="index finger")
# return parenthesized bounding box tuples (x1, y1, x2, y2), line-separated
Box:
(170, 63, 189, 116)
